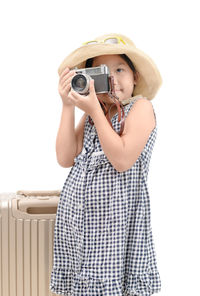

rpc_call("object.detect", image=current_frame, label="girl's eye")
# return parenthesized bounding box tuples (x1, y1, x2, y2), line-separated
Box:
(116, 68, 124, 73)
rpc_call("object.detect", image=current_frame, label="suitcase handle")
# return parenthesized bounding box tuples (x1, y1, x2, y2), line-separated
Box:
(16, 190, 61, 197)
(10, 190, 62, 219)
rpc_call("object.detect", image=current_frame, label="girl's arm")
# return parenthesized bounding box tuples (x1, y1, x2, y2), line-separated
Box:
(91, 98, 156, 172)
(56, 66, 84, 167)
(56, 105, 87, 168)
(56, 104, 77, 167)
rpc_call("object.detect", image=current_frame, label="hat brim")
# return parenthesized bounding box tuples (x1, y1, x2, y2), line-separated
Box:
(58, 43, 162, 100)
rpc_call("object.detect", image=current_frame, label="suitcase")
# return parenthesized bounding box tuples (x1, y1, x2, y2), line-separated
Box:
(0, 190, 61, 296)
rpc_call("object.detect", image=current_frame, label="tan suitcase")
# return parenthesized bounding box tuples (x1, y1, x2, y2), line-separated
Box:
(0, 190, 61, 296)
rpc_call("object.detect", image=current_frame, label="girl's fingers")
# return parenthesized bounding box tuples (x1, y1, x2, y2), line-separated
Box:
(64, 83, 71, 94)
(59, 67, 70, 80)
(60, 71, 74, 87)
(60, 71, 76, 90)
(69, 90, 79, 99)
(62, 75, 73, 89)
(68, 92, 76, 103)
(72, 89, 84, 100)
(59, 69, 76, 86)
(58, 81, 72, 99)
(90, 79, 95, 93)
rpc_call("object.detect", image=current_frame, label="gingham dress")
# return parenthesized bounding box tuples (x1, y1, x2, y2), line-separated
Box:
(50, 95, 162, 296)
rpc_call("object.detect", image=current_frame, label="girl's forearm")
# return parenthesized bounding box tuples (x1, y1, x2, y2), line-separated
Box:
(56, 104, 77, 167)
(91, 106, 124, 172)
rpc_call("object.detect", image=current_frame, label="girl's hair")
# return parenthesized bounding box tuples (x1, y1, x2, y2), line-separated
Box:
(85, 54, 139, 96)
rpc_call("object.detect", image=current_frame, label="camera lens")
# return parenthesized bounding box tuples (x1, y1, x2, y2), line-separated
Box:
(71, 74, 90, 94)
(73, 75, 86, 89)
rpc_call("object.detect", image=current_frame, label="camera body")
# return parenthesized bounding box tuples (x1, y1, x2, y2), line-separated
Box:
(71, 64, 110, 95)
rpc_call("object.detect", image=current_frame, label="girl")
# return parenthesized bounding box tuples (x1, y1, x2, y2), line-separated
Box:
(50, 33, 162, 296)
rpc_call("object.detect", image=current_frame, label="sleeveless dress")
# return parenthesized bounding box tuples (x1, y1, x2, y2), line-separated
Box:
(50, 95, 162, 296)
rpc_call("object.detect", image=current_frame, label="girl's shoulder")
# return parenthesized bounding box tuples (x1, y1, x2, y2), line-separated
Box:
(124, 94, 157, 125)
(121, 94, 147, 106)
(122, 95, 157, 136)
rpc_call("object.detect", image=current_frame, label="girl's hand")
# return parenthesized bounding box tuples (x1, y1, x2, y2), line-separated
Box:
(67, 79, 101, 116)
(58, 67, 77, 106)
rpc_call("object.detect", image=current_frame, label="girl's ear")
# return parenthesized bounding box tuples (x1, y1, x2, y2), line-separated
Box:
(134, 71, 140, 84)
(132, 72, 140, 96)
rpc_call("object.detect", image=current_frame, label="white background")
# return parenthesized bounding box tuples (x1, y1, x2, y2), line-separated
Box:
(0, 0, 199, 295)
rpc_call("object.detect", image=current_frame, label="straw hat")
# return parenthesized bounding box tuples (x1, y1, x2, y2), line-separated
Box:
(58, 33, 162, 100)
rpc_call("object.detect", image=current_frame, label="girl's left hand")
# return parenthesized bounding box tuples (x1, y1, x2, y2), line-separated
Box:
(67, 79, 101, 117)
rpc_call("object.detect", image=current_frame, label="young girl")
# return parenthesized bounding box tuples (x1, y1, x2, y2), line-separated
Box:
(50, 33, 162, 296)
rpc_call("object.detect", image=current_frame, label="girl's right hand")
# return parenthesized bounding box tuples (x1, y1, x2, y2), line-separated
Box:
(58, 67, 76, 106)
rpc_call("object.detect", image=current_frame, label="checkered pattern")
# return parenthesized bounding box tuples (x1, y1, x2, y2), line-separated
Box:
(50, 97, 161, 296)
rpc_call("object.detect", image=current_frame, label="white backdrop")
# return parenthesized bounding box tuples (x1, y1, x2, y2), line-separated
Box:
(0, 0, 199, 295)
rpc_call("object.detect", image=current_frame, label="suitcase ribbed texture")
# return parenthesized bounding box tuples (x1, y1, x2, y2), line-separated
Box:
(0, 190, 60, 296)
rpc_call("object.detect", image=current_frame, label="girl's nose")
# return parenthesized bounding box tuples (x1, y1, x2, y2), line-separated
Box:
(110, 72, 118, 85)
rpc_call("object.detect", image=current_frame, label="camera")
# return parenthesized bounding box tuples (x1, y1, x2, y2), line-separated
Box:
(71, 64, 110, 95)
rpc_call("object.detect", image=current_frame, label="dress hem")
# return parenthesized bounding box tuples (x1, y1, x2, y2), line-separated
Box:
(50, 267, 161, 296)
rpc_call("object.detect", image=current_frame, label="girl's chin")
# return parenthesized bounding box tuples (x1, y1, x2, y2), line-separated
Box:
(97, 93, 124, 105)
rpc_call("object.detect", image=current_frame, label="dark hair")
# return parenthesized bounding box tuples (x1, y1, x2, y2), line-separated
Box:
(85, 54, 137, 73)
(85, 54, 139, 95)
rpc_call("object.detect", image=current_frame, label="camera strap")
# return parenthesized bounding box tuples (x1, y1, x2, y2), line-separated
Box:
(88, 76, 125, 136)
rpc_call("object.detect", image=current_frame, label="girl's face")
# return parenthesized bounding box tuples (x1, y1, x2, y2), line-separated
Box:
(92, 54, 136, 106)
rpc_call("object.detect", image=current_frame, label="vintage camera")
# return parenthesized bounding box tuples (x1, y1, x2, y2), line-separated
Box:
(71, 64, 110, 95)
